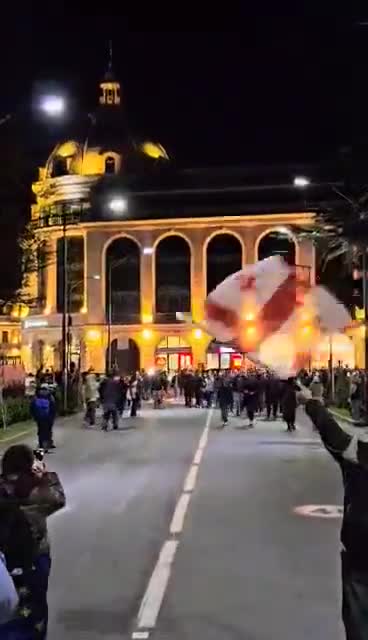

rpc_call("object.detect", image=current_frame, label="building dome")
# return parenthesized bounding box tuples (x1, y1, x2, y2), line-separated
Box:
(34, 68, 170, 209)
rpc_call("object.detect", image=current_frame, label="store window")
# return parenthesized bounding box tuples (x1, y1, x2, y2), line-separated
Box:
(206, 353, 219, 370)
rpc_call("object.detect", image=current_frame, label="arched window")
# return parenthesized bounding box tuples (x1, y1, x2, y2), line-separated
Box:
(105, 238, 140, 324)
(206, 234, 242, 295)
(257, 231, 296, 265)
(105, 156, 116, 174)
(52, 157, 68, 177)
(155, 236, 191, 321)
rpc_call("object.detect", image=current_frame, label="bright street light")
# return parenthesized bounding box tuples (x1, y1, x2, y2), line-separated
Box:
(293, 176, 310, 188)
(109, 197, 128, 214)
(40, 95, 65, 117)
(143, 247, 154, 255)
(92, 274, 101, 280)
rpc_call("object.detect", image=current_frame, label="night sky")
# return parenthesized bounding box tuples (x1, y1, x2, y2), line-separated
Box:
(0, 13, 364, 297)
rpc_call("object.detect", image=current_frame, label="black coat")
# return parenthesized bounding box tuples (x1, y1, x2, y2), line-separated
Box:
(306, 400, 368, 569)
(281, 382, 297, 422)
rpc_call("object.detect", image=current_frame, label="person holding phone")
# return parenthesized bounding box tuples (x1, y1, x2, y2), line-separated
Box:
(0, 444, 65, 638)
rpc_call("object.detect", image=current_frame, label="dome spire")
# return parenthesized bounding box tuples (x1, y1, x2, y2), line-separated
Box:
(99, 40, 121, 106)
(108, 39, 113, 73)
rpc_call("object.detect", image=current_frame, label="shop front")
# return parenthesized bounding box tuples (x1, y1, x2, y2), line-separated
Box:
(155, 336, 192, 371)
(206, 341, 249, 370)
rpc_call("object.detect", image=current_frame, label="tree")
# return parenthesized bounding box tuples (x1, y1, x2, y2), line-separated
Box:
(297, 154, 368, 309)
(16, 222, 54, 308)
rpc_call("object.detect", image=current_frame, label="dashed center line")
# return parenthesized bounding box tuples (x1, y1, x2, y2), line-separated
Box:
(183, 464, 199, 493)
(132, 408, 213, 637)
(170, 493, 191, 534)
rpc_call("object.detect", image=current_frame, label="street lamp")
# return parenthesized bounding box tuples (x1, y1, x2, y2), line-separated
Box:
(39, 95, 66, 118)
(293, 176, 311, 188)
(109, 197, 128, 214)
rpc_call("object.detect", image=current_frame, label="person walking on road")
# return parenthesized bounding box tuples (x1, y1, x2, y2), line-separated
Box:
(281, 377, 298, 432)
(299, 385, 368, 640)
(217, 375, 232, 427)
(232, 373, 244, 417)
(99, 371, 120, 431)
(30, 385, 56, 453)
(129, 373, 141, 418)
(265, 373, 281, 421)
(83, 367, 98, 426)
(242, 375, 258, 429)
(350, 371, 363, 423)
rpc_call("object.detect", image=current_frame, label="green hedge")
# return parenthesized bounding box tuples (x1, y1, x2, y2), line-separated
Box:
(2, 397, 31, 426)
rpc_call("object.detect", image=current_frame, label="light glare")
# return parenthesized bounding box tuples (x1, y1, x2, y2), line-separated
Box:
(40, 95, 65, 117)
(293, 176, 310, 188)
(109, 197, 128, 214)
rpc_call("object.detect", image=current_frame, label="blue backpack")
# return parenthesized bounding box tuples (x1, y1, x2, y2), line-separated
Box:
(34, 397, 50, 418)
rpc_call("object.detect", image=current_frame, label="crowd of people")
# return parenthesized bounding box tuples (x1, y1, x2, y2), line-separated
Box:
(2, 361, 368, 637)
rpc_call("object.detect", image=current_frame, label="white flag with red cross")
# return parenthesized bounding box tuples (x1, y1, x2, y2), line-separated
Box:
(205, 255, 351, 376)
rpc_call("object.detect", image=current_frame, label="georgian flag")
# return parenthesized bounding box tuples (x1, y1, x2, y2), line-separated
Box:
(205, 255, 351, 376)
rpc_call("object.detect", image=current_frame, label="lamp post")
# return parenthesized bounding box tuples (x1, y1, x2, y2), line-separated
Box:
(106, 197, 128, 372)
(61, 209, 68, 413)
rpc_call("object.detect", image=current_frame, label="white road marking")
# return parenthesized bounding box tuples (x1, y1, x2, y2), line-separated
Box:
(183, 464, 199, 493)
(198, 430, 209, 450)
(193, 447, 203, 465)
(132, 408, 213, 637)
(294, 504, 343, 518)
(137, 540, 179, 629)
(170, 493, 191, 534)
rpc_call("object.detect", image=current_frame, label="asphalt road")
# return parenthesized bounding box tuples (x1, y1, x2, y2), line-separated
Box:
(6, 403, 345, 639)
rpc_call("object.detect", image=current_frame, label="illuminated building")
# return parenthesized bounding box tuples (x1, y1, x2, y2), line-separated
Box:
(22, 68, 322, 373)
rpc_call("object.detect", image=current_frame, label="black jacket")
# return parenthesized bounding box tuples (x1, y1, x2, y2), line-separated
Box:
(306, 399, 368, 569)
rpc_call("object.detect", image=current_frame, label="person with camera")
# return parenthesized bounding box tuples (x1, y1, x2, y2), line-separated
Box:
(0, 444, 65, 638)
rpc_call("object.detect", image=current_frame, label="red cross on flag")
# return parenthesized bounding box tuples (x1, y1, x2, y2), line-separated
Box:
(205, 255, 351, 376)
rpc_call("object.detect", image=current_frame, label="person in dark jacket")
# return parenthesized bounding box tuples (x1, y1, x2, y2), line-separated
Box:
(193, 372, 204, 408)
(217, 376, 233, 427)
(281, 378, 298, 432)
(183, 372, 195, 408)
(0, 444, 65, 639)
(30, 385, 56, 452)
(99, 372, 120, 430)
(265, 374, 281, 421)
(242, 375, 258, 428)
(300, 388, 368, 640)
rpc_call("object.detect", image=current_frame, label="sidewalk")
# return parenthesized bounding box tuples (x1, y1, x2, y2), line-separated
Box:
(0, 412, 81, 446)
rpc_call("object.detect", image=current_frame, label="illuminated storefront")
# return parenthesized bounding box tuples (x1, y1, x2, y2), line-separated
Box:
(155, 336, 192, 371)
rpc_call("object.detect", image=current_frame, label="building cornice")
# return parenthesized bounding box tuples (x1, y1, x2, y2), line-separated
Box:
(36, 211, 314, 236)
